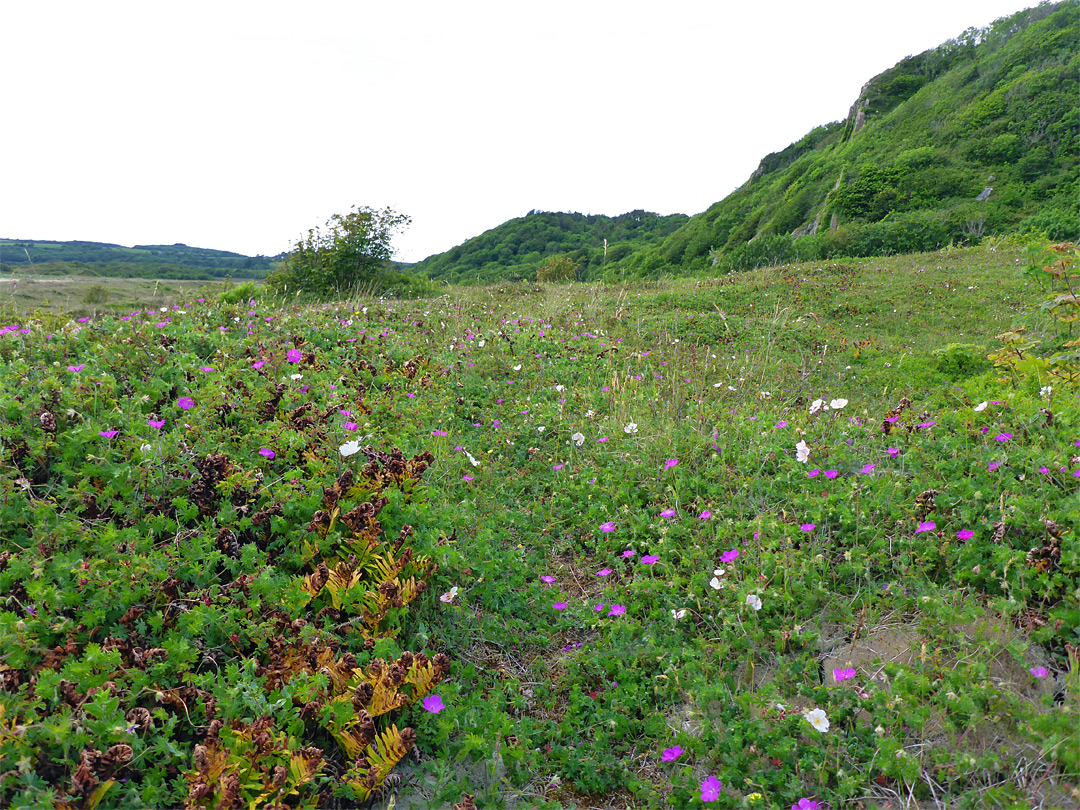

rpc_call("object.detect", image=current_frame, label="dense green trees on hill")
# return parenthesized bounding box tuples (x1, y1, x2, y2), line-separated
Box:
(412, 209, 689, 284)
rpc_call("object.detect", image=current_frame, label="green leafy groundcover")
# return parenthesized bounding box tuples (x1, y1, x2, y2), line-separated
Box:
(0, 246, 1078, 809)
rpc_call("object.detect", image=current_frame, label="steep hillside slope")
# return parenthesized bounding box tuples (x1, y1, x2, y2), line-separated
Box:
(616, 1, 1077, 276)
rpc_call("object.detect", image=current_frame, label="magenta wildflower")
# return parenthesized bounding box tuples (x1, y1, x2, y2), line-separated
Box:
(148, 418, 165, 429)
(67, 363, 85, 372)
(344, 422, 358, 431)
(885, 447, 900, 458)
(598, 436, 609, 442)
(956, 529, 975, 540)
(660, 509, 677, 518)
(553, 602, 568, 610)
(775, 421, 788, 428)
(833, 667, 856, 682)
(540, 576, 556, 584)
(800, 523, 816, 532)
(792, 800, 820, 810)
(700, 775, 722, 802)
(596, 568, 613, 577)
(916, 521, 936, 533)
(258, 448, 275, 459)
(988, 461, 1002, 471)
(600, 521, 615, 532)
(553, 463, 566, 471)
(860, 463, 876, 474)
(199, 366, 214, 373)
(807, 468, 820, 478)
(594, 603, 605, 612)
(824, 469, 838, 479)
(699, 510, 711, 519)
(177, 397, 194, 410)
(608, 604, 626, 616)
(620, 549, 636, 558)
(660, 746, 683, 762)
(995, 433, 1012, 442)
(462, 475, 474, 482)
(721, 549, 739, 563)
(422, 695, 445, 713)
(641, 555, 659, 565)
(917, 421, 936, 428)
(664, 459, 678, 469)
(98, 430, 119, 438)
(1030, 666, 1048, 678)
(252, 360, 266, 369)
(286, 348, 302, 363)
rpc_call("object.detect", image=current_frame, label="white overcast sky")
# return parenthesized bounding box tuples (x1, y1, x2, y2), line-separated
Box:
(3, 0, 1038, 262)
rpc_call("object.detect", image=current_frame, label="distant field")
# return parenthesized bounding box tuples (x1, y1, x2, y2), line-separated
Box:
(0, 273, 260, 318)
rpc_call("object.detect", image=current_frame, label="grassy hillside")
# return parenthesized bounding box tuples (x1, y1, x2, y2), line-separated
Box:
(0, 238, 282, 280)
(614, 1, 1078, 277)
(412, 210, 689, 285)
(1, 242, 1077, 808)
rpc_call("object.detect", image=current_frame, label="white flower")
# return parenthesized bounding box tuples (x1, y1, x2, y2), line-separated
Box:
(746, 593, 762, 611)
(571, 432, 585, 447)
(537, 426, 546, 433)
(290, 373, 303, 381)
(805, 708, 830, 733)
(1040, 386, 1052, 399)
(830, 398, 848, 410)
(760, 390, 772, 399)
(624, 422, 638, 434)
(671, 608, 688, 620)
(440, 586, 459, 603)
(339, 440, 360, 457)
(555, 384, 566, 393)
(713, 567, 726, 577)
(974, 401, 988, 412)
(463, 449, 481, 467)
(709, 576, 724, 590)
(513, 364, 522, 371)
(140, 443, 153, 454)
(809, 398, 826, 414)
(478, 339, 485, 347)
(584, 409, 595, 418)
(727, 385, 737, 391)
(796, 440, 811, 464)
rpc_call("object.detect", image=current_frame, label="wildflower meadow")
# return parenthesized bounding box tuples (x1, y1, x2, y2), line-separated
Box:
(0, 242, 1077, 808)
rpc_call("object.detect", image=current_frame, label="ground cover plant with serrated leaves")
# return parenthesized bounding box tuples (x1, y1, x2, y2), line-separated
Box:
(0, 242, 1077, 809)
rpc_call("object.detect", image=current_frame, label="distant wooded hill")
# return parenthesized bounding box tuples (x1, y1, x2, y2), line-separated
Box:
(0, 239, 282, 280)
(417, 0, 1078, 283)
(411, 210, 689, 284)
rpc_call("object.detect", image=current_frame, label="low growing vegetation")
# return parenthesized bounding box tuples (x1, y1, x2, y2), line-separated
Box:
(0, 242, 1077, 809)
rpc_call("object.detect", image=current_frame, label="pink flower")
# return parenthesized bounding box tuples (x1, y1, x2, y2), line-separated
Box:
(553, 602, 568, 610)
(287, 348, 302, 363)
(598, 436, 609, 442)
(1030, 666, 1048, 678)
(620, 549, 636, 558)
(807, 469, 820, 478)
(258, 448, 275, 459)
(792, 800, 820, 810)
(422, 695, 445, 713)
(800, 523, 816, 532)
(885, 447, 900, 458)
(148, 418, 165, 429)
(824, 470, 838, 479)
(660, 746, 683, 762)
(995, 433, 1012, 442)
(462, 475, 474, 482)
(596, 568, 613, 577)
(664, 459, 678, 469)
(833, 667, 856, 682)
(608, 604, 626, 616)
(860, 463, 876, 474)
(177, 397, 194, 410)
(699, 510, 711, 519)
(98, 430, 119, 438)
(594, 603, 605, 612)
(956, 529, 975, 540)
(700, 775, 722, 802)
(916, 521, 936, 533)
(641, 555, 659, 565)
(67, 364, 85, 372)
(252, 360, 266, 369)
(721, 549, 739, 563)
(541, 576, 555, 583)
(600, 521, 615, 532)
(660, 509, 677, 518)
